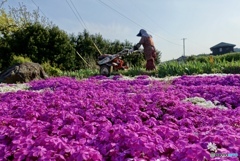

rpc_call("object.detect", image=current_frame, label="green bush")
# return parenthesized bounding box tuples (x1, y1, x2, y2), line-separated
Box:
(42, 61, 62, 76)
(61, 69, 99, 79)
(10, 55, 32, 66)
(195, 57, 208, 63)
(217, 52, 240, 62)
(222, 66, 240, 74)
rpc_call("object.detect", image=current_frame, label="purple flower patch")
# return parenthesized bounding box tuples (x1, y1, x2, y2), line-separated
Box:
(0, 75, 240, 160)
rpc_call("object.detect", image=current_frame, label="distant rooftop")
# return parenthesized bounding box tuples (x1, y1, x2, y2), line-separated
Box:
(210, 42, 236, 50)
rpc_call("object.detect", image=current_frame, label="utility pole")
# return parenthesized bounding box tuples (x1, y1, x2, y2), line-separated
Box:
(182, 38, 187, 57)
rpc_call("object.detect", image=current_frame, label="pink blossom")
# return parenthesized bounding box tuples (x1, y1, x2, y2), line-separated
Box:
(0, 75, 240, 160)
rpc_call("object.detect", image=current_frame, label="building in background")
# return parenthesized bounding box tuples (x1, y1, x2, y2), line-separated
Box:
(210, 42, 236, 55)
(234, 48, 240, 52)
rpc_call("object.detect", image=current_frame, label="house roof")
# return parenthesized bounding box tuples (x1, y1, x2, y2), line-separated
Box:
(177, 55, 187, 61)
(210, 42, 236, 50)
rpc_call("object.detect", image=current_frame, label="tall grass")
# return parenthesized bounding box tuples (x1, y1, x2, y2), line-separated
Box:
(61, 69, 99, 79)
(54, 52, 240, 78)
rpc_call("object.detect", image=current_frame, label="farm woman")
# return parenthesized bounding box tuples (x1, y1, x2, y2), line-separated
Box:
(134, 29, 157, 70)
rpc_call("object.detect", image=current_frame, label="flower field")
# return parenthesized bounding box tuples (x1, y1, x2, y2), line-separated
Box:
(0, 75, 240, 161)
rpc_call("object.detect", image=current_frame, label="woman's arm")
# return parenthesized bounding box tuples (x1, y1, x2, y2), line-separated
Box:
(134, 37, 145, 50)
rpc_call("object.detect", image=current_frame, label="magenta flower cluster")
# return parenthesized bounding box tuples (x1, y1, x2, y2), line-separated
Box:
(0, 75, 240, 161)
(172, 75, 240, 109)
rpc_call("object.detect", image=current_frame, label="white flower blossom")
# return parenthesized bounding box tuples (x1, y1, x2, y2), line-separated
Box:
(207, 142, 218, 152)
(183, 97, 228, 110)
(0, 83, 29, 93)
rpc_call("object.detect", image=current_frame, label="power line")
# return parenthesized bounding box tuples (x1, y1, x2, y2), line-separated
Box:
(127, 0, 202, 53)
(128, 0, 180, 40)
(31, 0, 46, 17)
(97, 0, 182, 46)
(152, 33, 182, 46)
(65, 0, 85, 30)
(68, 0, 87, 29)
(31, 0, 92, 66)
(65, 0, 103, 55)
(97, 0, 143, 29)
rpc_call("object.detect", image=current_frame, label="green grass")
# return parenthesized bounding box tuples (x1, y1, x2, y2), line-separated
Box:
(53, 52, 240, 78)
(61, 69, 99, 79)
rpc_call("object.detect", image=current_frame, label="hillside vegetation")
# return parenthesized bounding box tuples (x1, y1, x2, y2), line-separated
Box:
(0, 3, 161, 75)
(156, 52, 240, 78)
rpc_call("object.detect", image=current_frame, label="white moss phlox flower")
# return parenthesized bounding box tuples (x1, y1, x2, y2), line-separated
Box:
(183, 97, 228, 110)
(0, 83, 29, 93)
(207, 142, 218, 153)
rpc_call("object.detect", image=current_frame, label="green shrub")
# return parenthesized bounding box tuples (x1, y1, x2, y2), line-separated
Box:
(217, 52, 240, 62)
(221, 61, 240, 74)
(42, 61, 62, 76)
(10, 55, 32, 66)
(61, 69, 99, 79)
(186, 55, 196, 62)
(196, 57, 208, 63)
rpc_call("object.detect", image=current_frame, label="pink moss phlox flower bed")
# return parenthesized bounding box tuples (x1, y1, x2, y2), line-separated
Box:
(171, 75, 240, 109)
(0, 75, 240, 161)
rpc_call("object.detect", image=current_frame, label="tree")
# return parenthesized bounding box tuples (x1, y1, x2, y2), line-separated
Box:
(0, 2, 76, 71)
(0, 2, 159, 71)
(8, 2, 52, 28)
(69, 30, 151, 69)
(0, 9, 17, 70)
(0, 2, 52, 37)
(0, 0, 7, 9)
(0, 10, 18, 37)
(70, 30, 109, 69)
(47, 26, 76, 70)
(155, 50, 162, 64)
(7, 23, 76, 70)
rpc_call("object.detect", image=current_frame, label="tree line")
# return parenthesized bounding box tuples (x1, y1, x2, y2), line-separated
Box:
(0, 3, 161, 72)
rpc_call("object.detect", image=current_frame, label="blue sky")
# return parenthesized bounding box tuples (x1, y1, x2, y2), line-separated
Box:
(2, 0, 240, 61)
